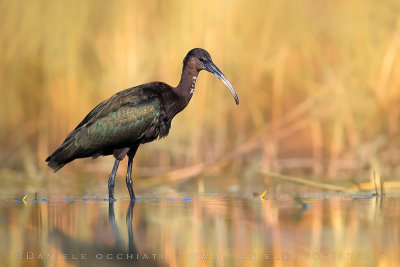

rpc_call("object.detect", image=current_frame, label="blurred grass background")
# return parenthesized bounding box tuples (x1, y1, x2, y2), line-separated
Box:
(0, 0, 400, 194)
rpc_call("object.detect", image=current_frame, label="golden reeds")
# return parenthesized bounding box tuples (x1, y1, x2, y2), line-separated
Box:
(0, 0, 399, 186)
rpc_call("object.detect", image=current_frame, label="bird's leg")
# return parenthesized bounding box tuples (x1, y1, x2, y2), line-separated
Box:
(126, 156, 135, 199)
(126, 145, 139, 200)
(108, 159, 120, 200)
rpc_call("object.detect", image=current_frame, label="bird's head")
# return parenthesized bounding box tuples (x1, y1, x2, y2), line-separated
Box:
(183, 48, 239, 105)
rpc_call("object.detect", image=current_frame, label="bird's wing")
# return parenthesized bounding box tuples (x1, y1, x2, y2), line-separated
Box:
(67, 84, 161, 152)
(46, 84, 164, 170)
(73, 85, 150, 130)
(75, 98, 160, 152)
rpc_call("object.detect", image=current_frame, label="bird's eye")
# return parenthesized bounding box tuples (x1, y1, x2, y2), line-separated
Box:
(199, 57, 206, 63)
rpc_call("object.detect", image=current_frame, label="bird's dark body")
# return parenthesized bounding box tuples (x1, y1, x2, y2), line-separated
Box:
(46, 48, 239, 199)
(46, 81, 190, 170)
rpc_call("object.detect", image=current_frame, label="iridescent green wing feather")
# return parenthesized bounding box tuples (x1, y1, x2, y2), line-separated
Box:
(76, 99, 160, 151)
(71, 85, 161, 151)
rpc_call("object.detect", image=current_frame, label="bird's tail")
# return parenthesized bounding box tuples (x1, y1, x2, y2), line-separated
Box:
(46, 133, 78, 172)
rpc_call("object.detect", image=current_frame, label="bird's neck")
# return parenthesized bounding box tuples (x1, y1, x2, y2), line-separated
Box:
(174, 66, 200, 106)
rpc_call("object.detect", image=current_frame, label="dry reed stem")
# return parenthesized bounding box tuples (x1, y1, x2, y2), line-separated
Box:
(372, 170, 379, 196)
(260, 170, 352, 192)
(380, 174, 386, 197)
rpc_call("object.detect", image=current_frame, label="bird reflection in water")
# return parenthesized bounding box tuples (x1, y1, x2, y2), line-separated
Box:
(108, 200, 138, 257)
(50, 200, 164, 266)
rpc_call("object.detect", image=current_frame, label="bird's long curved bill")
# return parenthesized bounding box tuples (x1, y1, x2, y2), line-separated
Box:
(206, 63, 239, 105)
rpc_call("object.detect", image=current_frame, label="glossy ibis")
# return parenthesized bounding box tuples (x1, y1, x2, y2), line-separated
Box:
(46, 48, 239, 200)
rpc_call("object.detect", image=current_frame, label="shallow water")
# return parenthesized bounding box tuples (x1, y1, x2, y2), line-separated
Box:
(0, 194, 399, 266)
